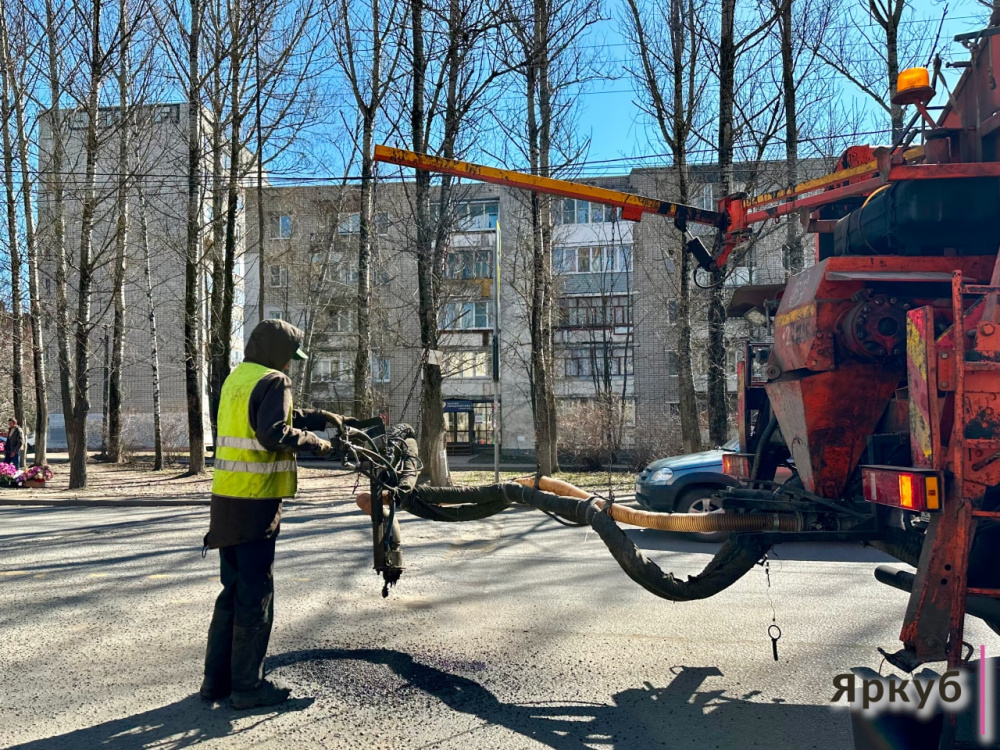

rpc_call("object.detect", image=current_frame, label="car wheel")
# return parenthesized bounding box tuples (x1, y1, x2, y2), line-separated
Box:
(676, 487, 728, 543)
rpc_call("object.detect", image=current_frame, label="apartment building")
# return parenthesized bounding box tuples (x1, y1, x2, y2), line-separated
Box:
(36, 103, 243, 449)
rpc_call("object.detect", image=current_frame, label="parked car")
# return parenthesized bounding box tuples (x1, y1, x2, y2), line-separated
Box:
(635, 437, 740, 514)
(635, 438, 742, 542)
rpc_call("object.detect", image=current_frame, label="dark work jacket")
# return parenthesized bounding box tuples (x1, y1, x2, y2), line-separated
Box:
(204, 320, 331, 550)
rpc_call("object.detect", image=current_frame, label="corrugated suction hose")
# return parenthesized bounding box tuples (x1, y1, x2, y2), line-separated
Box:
(513, 476, 802, 533)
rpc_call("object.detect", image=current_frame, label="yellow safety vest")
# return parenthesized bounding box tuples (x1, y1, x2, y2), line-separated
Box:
(211, 362, 297, 499)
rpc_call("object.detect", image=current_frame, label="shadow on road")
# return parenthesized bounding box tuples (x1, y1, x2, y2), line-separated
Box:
(271, 649, 847, 750)
(626, 526, 898, 564)
(6, 693, 315, 750)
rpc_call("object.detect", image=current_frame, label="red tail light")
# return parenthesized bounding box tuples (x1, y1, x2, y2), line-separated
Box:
(861, 466, 942, 512)
(722, 453, 752, 479)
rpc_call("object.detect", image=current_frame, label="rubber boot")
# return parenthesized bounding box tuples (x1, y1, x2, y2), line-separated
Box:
(230, 623, 289, 709)
(200, 603, 234, 701)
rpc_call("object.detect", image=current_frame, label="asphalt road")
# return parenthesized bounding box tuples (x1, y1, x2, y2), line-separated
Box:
(2, 498, 998, 750)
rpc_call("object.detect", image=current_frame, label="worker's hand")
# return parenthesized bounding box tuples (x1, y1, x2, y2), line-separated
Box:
(314, 439, 335, 458)
(321, 411, 359, 435)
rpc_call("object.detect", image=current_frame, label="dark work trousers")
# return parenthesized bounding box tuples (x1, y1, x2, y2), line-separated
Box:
(6, 453, 20, 470)
(203, 535, 277, 693)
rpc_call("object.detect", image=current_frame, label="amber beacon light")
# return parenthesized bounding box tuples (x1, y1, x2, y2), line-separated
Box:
(892, 67, 935, 106)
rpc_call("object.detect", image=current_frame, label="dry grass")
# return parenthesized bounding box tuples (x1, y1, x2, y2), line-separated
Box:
(0, 454, 361, 503)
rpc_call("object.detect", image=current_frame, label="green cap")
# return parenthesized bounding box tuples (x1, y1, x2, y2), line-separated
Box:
(293, 347, 308, 361)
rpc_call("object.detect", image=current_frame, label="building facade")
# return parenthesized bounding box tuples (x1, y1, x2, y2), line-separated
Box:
(36, 103, 243, 449)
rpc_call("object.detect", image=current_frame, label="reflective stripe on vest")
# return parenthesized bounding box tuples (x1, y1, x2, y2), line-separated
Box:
(211, 361, 298, 499)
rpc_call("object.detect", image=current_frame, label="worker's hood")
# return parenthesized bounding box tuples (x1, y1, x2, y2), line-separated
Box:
(244, 319, 308, 371)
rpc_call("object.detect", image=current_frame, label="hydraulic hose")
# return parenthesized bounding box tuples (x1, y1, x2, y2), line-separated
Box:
(400, 479, 779, 602)
(750, 416, 779, 481)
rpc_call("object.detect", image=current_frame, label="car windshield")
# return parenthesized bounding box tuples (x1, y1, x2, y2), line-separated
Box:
(722, 437, 739, 451)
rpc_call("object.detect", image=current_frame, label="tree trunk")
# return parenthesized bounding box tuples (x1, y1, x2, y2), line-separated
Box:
(536, 0, 559, 473)
(522, 0, 559, 475)
(780, 0, 801, 274)
(184, 0, 206, 474)
(0, 15, 24, 427)
(207, 63, 226, 438)
(708, 0, 736, 448)
(138, 184, 164, 470)
(672, 0, 700, 453)
(212, 0, 243, 436)
(885, 9, 902, 139)
(68, 0, 105, 488)
(107, 8, 130, 463)
(411, 0, 448, 484)
(254, 16, 266, 325)
(45, 0, 76, 462)
(354, 119, 375, 418)
(11, 35, 47, 464)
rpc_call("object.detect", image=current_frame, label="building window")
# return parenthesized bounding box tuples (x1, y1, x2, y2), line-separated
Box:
(666, 350, 680, 391)
(557, 295, 632, 328)
(330, 308, 356, 333)
(444, 350, 490, 378)
(439, 300, 492, 330)
(269, 265, 288, 287)
(338, 213, 360, 235)
(724, 265, 752, 288)
(313, 355, 350, 382)
(371, 354, 390, 383)
(270, 215, 292, 239)
(338, 266, 360, 284)
(694, 184, 715, 211)
(445, 249, 492, 279)
(553, 245, 632, 274)
(555, 199, 619, 225)
(455, 200, 498, 231)
(268, 309, 282, 320)
(563, 346, 633, 379)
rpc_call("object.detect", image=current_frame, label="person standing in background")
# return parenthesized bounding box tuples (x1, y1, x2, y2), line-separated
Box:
(5, 418, 23, 469)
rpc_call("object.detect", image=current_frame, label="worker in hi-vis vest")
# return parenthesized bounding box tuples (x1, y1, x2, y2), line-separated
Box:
(200, 319, 357, 709)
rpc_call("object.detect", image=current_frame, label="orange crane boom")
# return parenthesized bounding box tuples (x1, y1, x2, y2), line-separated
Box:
(373, 144, 936, 271)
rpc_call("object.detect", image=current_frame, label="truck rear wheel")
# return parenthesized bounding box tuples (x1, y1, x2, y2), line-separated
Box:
(677, 488, 728, 543)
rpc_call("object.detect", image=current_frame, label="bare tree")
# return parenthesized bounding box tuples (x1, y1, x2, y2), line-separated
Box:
(106, 0, 155, 462)
(500, 0, 601, 474)
(328, 0, 405, 419)
(184, 0, 207, 474)
(814, 0, 935, 139)
(0, 8, 25, 429)
(405, 0, 511, 483)
(42, 0, 77, 467)
(4, 1, 48, 463)
(623, 0, 707, 453)
(201, 0, 326, 435)
(137, 182, 165, 469)
(56, 0, 119, 487)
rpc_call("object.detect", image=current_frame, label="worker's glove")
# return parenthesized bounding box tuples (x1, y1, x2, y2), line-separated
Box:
(321, 411, 359, 435)
(314, 439, 335, 458)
